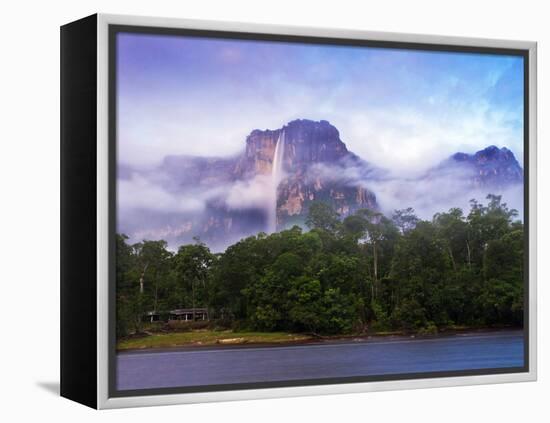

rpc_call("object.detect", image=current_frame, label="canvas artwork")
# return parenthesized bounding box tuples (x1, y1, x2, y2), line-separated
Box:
(113, 29, 527, 393)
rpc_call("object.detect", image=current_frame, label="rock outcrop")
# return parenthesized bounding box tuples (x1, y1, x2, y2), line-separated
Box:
(428, 145, 524, 189)
(238, 119, 377, 229)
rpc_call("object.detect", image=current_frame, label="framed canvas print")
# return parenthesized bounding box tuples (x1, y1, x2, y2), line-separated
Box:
(60, 13, 537, 409)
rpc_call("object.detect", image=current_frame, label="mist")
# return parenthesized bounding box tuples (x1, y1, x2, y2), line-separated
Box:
(306, 160, 524, 222)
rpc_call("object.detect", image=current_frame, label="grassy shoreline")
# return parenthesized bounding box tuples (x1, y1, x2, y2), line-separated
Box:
(117, 325, 520, 351)
(117, 331, 312, 350)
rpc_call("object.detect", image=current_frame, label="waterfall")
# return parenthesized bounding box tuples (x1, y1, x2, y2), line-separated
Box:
(268, 130, 286, 233)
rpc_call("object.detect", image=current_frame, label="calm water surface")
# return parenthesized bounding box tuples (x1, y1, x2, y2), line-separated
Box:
(116, 330, 524, 391)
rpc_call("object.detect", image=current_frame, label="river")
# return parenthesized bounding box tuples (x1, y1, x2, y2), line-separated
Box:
(116, 330, 524, 391)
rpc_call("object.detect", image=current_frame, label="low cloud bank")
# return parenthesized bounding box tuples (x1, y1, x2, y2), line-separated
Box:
(118, 158, 524, 252)
(307, 161, 524, 221)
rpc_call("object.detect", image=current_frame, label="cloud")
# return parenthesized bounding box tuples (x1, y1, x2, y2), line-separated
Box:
(118, 173, 206, 214)
(338, 100, 523, 177)
(117, 34, 524, 171)
(306, 161, 371, 186)
(225, 174, 274, 210)
(131, 222, 194, 243)
(303, 161, 523, 222)
(368, 174, 524, 221)
(117, 170, 277, 249)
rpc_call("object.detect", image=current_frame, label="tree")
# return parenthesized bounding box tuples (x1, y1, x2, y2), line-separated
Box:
(433, 208, 469, 271)
(173, 238, 214, 318)
(116, 237, 172, 334)
(392, 208, 420, 234)
(479, 278, 522, 324)
(481, 229, 524, 324)
(115, 192, 525, 338)
(392, 297, 427, 331)
(467, 194, 518, 268)
(305, 201, 340, 233)
(355, 209, 399, 298)
(390, 221, 451, 328)
(342, 214, 369, 241)
(115, 234, 134, 292)
(133, 240, 172, 313)
(245, 251, 305, 330)
(115, 234, 136, 337)
(318, 254, 360, 294)
(287, 276, 323, 333)
(210, 235, 267, 321)
(320, 288, 355, 334)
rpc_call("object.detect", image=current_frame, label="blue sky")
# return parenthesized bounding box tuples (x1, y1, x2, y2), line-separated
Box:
(117, 32, 524, 176)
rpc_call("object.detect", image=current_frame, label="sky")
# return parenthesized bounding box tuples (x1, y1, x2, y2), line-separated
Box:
(117, 31, 524, 176)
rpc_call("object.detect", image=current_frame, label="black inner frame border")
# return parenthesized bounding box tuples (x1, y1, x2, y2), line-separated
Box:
(108, 23, 530, 399)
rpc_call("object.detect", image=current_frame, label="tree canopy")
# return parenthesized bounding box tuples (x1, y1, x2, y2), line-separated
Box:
(116, 195, 524, 338)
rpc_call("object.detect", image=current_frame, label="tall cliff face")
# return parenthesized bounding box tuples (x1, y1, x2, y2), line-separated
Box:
(235, 129, 280, 177)
(237, 119, 377, 229)
(281, 119, 349, 166)
(235, 119, 350, 177)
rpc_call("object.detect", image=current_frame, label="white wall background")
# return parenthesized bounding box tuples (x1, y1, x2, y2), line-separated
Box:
(1, 0, 547, 421)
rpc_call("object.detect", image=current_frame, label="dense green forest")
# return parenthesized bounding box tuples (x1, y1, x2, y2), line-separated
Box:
(116, 194, 524, 339)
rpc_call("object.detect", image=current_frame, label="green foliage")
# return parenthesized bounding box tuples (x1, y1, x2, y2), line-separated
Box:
(288, 276, 323, 332)
(305, 201, 341, 233)
(392, 298, 427, 330)
(173, 240, 215, 310)
(370, 300, 391, 331)
(479, 278, 523, 324)
(320, 288, 355, 334)
(116, 194, 524, 339)
(417, 321, 438, 335)
(392, 207, 420, 234)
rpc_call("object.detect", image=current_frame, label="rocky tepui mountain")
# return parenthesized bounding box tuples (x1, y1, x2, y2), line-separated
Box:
(239, 119, 378, 227)
(122, 119, 523, 250)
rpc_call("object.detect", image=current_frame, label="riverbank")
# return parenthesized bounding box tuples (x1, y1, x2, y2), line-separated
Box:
(117, 331, 312, 350)
(117, 325, 521, 351)
(117, 330, 525, 390)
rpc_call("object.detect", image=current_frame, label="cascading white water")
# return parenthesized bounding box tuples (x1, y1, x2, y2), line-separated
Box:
(268, 130, 286, 233)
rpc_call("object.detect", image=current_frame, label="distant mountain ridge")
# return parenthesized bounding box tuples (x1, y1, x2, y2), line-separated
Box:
(428, 145, 523, 188)
(120, 119, 523, 250)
